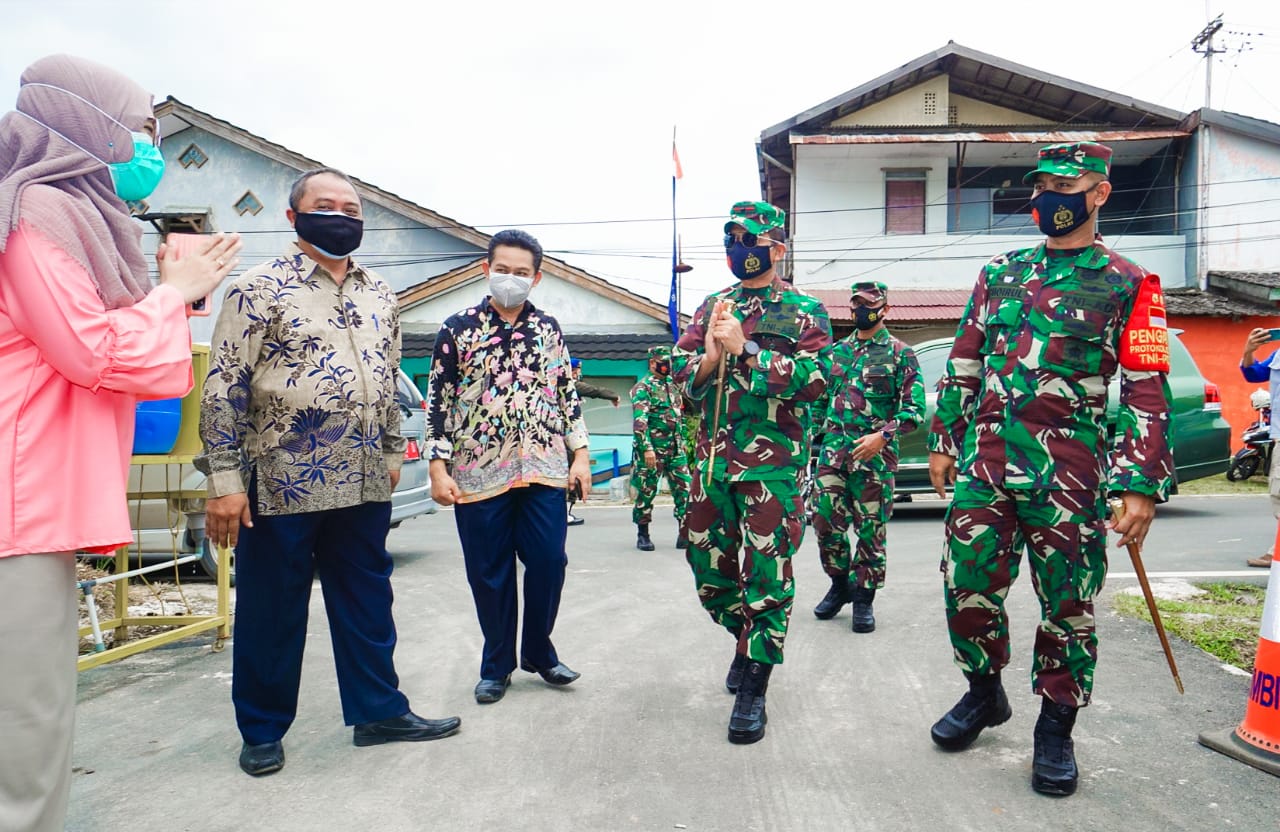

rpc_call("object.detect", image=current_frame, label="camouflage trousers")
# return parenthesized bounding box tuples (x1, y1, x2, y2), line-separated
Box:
(631, 442, 691, 526)
(942, 476, 1108, 707)
(685, 475, 805, 665)
(812, 464, 893, 590)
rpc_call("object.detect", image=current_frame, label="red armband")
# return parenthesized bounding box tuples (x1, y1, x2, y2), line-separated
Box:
(1119, 273, 1171, 373)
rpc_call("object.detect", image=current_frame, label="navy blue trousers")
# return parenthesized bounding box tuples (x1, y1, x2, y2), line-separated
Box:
(232, 486, 408, 745)
(454, 484, 568, 681)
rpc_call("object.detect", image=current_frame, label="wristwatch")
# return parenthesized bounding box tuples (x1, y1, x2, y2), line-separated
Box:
(740, 340, 761, 359)
(880, 427, 894, 442)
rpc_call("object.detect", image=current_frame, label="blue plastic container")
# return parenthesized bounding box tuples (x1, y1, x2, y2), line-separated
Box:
(132, 398, 182, 455)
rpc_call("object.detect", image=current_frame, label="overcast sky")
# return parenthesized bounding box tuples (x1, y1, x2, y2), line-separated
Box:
(3, 0, 1278, 307)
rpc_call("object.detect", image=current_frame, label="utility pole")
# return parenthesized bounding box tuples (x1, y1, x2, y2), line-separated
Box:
(1191, 13, 1225, 109)
(1190, 13, 1224, 289)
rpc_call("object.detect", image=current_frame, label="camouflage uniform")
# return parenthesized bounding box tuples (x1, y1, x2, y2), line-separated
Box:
(630, 346, 691, 528)
(928, 146, 1174, 707)
(813, 290, 925, 595)
(672, 216, 832, 666)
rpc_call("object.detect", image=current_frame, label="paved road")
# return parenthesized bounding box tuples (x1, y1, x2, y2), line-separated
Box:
(68, 495, 1277, 831)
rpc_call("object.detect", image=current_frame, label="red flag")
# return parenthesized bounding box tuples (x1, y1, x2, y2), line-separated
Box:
(672, 140, 683, 180)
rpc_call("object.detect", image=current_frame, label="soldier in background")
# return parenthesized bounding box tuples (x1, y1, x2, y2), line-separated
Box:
(672, 200, 831, 745)
(630, 345, 691, 550)
(811, 281, 924, 633)
(926, 142, 1173, 796)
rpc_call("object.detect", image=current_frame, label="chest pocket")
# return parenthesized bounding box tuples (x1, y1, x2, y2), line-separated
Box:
(752, 301, 802, 350)
(981, 284, 1028, 357)
(861, 363, 895, 400)
(1040, 287, 1118, 376)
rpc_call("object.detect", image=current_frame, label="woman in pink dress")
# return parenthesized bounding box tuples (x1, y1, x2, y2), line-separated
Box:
(0, 54, 240, 832)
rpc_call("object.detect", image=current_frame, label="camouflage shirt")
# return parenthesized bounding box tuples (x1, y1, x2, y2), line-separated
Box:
(630, 372, 684, 455)
(673, 276, 832, 481)
(817, 328, 926, 474)
(927, 243, 1173, 496)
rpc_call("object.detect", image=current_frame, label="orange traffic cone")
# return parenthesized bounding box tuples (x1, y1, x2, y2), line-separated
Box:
(1198, 551, 1280, 777)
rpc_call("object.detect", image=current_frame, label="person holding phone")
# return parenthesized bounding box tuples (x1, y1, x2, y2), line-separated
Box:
(0, 55, 240, 832)
(426, 229, 591, 705)
(1240, 327, 1280, 568)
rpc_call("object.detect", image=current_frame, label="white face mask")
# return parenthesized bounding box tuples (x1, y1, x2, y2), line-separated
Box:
(489, 272, 534, 309)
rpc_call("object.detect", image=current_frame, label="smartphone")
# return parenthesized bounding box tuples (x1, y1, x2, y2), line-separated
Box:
(165, 233, 211, 316)
(1269, 329, 1280, 343)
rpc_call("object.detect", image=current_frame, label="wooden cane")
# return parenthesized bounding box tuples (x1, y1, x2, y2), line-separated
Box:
(1109, 497, 1184, 694)
(705, 300, 734, 488)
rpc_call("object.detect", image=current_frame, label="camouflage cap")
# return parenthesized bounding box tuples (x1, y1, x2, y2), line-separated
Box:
(851, 280, 888, 304)
(1022, 142, 1113, 185)
(648, 345, 672, 360)
(723, 200, 786, 235)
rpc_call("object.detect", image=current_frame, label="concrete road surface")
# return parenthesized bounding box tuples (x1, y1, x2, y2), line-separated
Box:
(68, 495, 1277, 831)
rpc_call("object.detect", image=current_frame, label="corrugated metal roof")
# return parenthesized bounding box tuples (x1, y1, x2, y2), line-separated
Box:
(810, 288, 971, 323)
(1164, 288, 1279, 318)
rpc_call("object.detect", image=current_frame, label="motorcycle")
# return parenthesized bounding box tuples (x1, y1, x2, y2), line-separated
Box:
(1227, 395, 1272, 482)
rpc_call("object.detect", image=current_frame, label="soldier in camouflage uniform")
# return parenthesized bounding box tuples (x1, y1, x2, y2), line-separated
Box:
(926, 143, 1174, 797)
(672, 200, 832, 745)
(811, 281, 925, 633)
(630, 345, 691, 551)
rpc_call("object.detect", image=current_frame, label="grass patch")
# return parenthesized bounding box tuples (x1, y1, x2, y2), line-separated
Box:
(1175, 472, 1268, 496)
(1112, 582, 1265, 671)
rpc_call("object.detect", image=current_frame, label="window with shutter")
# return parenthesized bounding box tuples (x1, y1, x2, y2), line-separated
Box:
(885, 174, 926, 235)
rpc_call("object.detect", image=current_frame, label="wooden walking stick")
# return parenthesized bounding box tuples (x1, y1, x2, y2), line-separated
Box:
(705, 300, 734, 488)
(1109, 497, 1184, 694)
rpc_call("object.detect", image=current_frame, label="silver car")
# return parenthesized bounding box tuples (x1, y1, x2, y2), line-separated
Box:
(114, 368, 437, 582)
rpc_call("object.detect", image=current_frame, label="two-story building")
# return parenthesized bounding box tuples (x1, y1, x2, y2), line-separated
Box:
(757, 42, 1280, 446)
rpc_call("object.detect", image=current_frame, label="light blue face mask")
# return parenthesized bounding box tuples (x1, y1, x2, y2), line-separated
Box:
(108, 133, 165, 201)
(16, 83, 166, 201)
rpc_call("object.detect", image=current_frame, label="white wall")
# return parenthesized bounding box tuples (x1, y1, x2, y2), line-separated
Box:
(400, 273, 670, 334)
(1203, 128, 1280, 273)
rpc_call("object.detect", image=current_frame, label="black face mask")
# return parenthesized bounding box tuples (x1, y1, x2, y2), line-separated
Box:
(726, 240, 773, 280)
(655, 361, 671, 376)
(1030, 184, 1099, 238)
(853, 305, 885, 331)
(295, 211, 364, 258)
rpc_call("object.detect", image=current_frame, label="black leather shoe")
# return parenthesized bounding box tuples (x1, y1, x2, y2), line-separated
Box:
(239, 741, 284, 776)
(474, 675, 512, 704)
(636, 523, 655, 552)
(675, 535, 688, 549)
(813, 576, 850, 620)
(1032, 701, 1079, 796)
(850, 587, 876, 633)
(520, 659, 580, 686)
(725, 652, 748, 694)
(930, 675, 1011, 751)
(353, 711, 461, 746)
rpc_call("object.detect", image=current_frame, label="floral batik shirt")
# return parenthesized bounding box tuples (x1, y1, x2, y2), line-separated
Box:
(426, 298, 589, 503)
(195, 245, 406, 515)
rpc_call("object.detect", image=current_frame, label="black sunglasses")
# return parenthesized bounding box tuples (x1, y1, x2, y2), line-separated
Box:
(723, 232, 776, 249)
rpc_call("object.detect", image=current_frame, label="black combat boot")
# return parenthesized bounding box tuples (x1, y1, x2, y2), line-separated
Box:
(813, 575, 850, 620)
(725, 652, 748, 694)
(727, 661, 772, 744)
(1032, 699, 1080, 796)
(850, 587, 876, 633)
(930, 671, 1012, 751)
(636, 523, 655, 552)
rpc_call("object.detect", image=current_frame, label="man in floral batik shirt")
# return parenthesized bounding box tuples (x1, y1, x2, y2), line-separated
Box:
(427, 229, 592, 705)
(198, 168, 460, 778)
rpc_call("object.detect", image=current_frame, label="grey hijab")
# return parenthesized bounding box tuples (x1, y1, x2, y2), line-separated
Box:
(0, 54, 155, 309)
